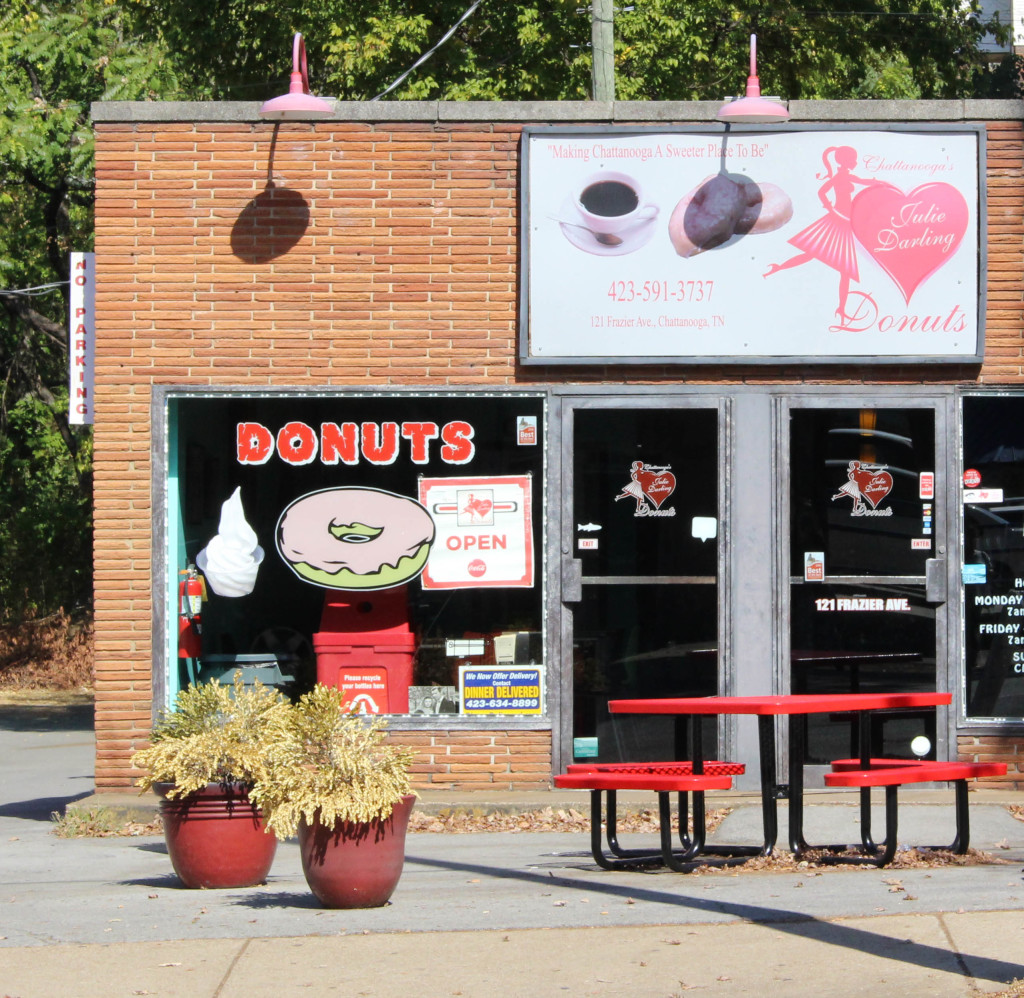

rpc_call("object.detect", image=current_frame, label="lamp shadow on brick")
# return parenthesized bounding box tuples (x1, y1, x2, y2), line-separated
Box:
(231, 183, 310, 263)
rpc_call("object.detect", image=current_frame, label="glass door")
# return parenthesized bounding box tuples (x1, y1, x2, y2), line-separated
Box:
(564, 402, 721, 763)
(787, 402, 948, 766)
(962, 394, 1024, 721)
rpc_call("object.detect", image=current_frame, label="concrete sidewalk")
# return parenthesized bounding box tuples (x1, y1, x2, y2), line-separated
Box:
(3, 915, 1024, 997)
(2, 697, 1023, 997)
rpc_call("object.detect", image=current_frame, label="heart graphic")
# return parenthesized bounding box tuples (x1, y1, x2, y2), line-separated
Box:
(636, 469, 676, 509)
(850, 183, 968, 303)
(462, 497, 493, 520)
(850, 466, 893, 509)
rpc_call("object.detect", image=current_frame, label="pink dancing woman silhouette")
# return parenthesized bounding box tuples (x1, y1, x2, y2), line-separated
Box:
(764, 145, 883, 325)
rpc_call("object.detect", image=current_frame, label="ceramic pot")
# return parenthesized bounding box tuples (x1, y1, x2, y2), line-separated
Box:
(156, 782, 277, 889)
(298, 794, 416, 908)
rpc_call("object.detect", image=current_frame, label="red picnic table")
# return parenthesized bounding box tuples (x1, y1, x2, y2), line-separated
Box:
(608, 692, 953, 858)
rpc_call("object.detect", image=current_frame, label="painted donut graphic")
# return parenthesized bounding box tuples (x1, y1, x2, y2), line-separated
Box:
(276, 487, 435, 590)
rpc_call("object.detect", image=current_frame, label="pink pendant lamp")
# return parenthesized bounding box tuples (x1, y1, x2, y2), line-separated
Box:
(717, 34, 789, 124)
(259, 33, 334, 119)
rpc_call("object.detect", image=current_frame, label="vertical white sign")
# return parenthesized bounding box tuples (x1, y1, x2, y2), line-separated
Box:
(68, 251, 95, 425)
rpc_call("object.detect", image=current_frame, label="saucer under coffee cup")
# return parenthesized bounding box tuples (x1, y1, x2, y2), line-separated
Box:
(574, 171, 658, 238)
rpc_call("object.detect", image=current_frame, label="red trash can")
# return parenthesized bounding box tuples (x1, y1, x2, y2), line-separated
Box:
(314, 586, 415, 714)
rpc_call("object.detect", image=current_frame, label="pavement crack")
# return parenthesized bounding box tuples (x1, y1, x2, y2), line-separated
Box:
(936, 911, 977, 991)
(212, 937, 251, 997)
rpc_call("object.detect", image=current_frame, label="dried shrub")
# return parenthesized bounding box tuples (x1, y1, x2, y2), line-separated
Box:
(0, 610, 93, 690)
(131, 675, 291, 797)
(251, 685, 416, 840)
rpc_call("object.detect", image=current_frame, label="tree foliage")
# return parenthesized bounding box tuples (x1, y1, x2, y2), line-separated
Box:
(130, 0, 1009, 102)
(0, 0, 1016, 630)
(0, 0, 178, 621)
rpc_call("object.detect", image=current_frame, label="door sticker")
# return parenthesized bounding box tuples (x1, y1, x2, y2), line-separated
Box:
(815, 596, 912, 612)
(963, 563, 987, 584)
(804, 552, 825, 581)
(615, 461, 677, 517)
(517, 416, 537, 445)
(831, 460, 893, 517)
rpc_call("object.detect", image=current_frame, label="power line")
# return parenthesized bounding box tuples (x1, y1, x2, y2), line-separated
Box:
(0, 281, 68, 297)
(371, 0, 484, 101)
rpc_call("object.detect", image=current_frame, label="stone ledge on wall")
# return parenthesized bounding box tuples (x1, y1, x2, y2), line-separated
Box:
(90, 98, 1024, 125)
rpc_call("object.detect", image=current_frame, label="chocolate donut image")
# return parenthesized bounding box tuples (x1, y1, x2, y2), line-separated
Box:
(276, 487, 436, 590)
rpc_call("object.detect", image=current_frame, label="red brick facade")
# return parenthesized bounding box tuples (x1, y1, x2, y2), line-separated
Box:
(92, 102, 1024, 791)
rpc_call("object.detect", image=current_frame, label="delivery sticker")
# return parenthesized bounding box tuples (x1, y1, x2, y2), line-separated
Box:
(831, 460, 894, 517)
(615, 461, 676, 518)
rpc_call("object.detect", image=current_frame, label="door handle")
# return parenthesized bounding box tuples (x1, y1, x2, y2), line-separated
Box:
(562, 558, 583, 604)
(925, 559, 946, 604)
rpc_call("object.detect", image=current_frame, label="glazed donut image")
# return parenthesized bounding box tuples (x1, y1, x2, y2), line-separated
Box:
(276, 487, 436, 590)
(668, 173, 793, 258)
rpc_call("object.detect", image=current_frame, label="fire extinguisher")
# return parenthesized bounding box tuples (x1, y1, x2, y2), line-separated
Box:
(178, 565, 205, 659)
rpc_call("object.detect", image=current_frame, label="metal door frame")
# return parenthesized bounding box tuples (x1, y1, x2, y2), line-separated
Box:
(553, 390, 731, 774)
(775, 390, 956, 777)
(549, 386, 958, 781)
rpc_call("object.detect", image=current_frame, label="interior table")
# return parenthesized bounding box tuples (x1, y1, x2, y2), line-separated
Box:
(608, 692, 952, 857)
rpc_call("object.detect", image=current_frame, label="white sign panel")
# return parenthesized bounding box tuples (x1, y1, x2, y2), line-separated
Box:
(522, 127, 982, 364)
(419, 475, 534, 589)
(68, 251, 96, 424)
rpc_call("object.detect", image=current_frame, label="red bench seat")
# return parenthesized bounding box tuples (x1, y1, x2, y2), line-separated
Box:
(553, 765, 740, 871)
(821, 759, 1007, 865)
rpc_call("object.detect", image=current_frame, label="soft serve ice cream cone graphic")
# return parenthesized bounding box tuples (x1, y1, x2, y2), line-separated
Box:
(197, 487, 265, 597)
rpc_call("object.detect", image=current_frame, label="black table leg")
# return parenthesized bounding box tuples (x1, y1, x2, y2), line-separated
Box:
(857, 711, 879, 852)
(757, 714, 778, 855)
(685, 712, 768, 859)
(687, 715, 707, 855)
(788, 713, 810, 855)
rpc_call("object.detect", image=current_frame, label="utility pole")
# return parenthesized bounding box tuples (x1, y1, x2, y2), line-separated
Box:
(590, 0, 615, 101)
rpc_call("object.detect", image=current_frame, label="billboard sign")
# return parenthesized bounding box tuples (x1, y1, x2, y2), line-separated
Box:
(521, 126, 983, 365)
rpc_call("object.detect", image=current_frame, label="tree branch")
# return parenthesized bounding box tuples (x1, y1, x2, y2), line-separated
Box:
(0, 294, 67, 348)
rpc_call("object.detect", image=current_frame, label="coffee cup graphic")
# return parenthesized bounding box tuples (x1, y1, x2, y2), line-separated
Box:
(574, 171, 658, 237)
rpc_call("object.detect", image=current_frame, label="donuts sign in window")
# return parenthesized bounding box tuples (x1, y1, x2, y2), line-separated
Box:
(277, 487, 436, 591)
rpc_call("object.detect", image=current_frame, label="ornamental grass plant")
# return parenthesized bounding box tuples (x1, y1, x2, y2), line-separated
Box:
(250, 683, 416, 840)
(131, 674, 291, 799)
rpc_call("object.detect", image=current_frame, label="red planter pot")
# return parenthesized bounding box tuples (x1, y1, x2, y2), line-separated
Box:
(298, 794, 416, 908)
(156, 782, 277, 889)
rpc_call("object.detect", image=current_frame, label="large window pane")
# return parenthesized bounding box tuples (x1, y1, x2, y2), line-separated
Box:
(169, 393, 545, 716)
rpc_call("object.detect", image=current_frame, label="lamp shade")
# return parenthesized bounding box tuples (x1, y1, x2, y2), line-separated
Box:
(717, 34, 789, 124)
(259, 33, 335, 120)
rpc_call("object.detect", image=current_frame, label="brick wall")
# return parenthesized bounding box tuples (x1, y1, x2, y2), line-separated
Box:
(93, 118, 534, 789)
(392, 729, 553, 791)
(957, 735, 1023, 788)
(92, 105, 1024, 792)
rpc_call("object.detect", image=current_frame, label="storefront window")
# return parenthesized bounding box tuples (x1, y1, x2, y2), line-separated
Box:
(962, 395, 1024, 721)
(166, 393, 545, 718)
